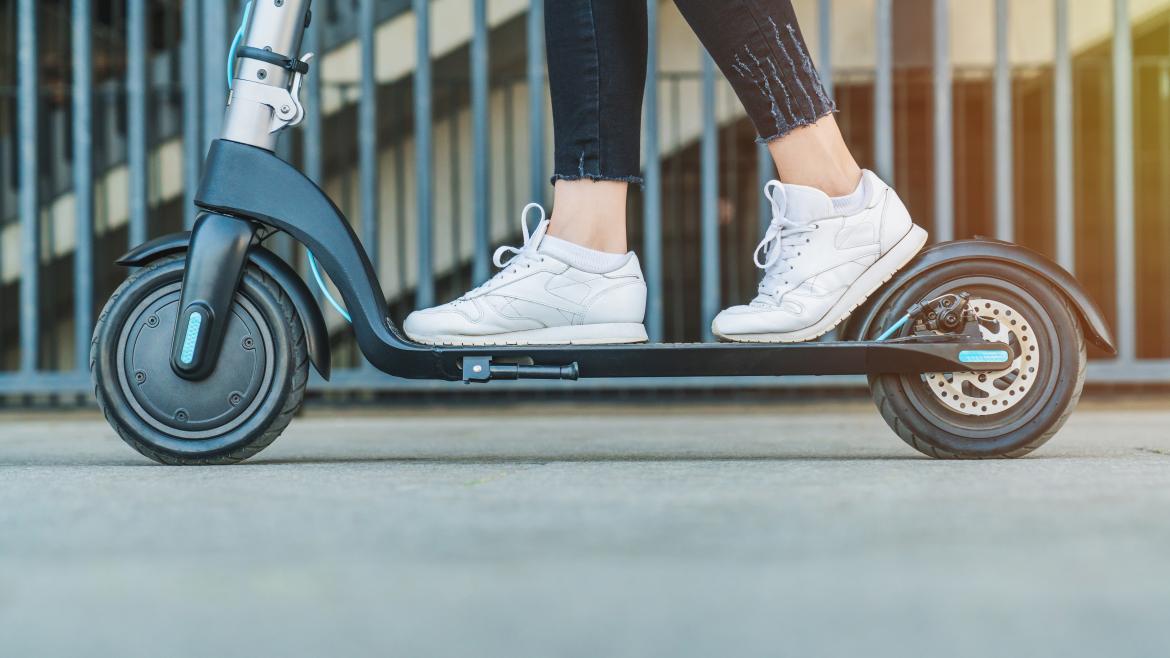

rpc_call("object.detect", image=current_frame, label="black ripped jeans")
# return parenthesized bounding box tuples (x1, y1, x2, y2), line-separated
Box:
(547, 0, 835, 186)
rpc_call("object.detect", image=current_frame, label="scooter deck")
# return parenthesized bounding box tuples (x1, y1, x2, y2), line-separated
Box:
(447, 335, 1013, 382)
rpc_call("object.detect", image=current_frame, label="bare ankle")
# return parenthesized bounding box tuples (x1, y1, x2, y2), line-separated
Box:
(547, 219, 627, 253)
(549, 179, 629, 253)
(767, 115, 864, 197)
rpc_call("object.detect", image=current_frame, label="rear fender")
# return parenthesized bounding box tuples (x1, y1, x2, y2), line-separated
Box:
(843, 238, 1117, 355)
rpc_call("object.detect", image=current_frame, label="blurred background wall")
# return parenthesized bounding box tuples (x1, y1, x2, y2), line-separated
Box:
(1, 0, 1168, 399)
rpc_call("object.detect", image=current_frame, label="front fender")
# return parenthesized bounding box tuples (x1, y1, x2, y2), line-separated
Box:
(119, 232, 333, 380)
(843, 238, 1117, 355)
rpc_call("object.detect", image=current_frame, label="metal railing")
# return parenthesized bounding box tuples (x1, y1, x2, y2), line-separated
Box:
(1, 0, 1167, 398)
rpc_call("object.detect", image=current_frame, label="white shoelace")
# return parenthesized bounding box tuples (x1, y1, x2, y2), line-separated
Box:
(461, 203, 550, 299)
(753, 181, 817, 302)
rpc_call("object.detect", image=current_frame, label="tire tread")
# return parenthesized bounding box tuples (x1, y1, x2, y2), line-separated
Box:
(871, 278, 1087, 459)
(91, 256, 308, 465)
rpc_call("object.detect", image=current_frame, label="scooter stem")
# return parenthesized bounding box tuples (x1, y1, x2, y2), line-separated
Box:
(221, 0, 312, 151)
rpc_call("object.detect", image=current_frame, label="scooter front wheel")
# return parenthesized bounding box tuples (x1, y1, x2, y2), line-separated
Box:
(91, 255, 308, 465)
(867, 260, 1087, 459)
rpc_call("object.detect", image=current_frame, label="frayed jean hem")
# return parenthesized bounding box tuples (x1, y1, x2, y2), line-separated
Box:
(550, 173, 645, 187)
(755, 104, 838, 145)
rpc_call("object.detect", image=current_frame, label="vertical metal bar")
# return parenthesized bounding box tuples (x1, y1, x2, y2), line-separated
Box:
(724, 84, 740, 296)
(874, 0, 894, 183)
(504, 83, 517, 228)
(394, 94, 408, 291)
(18, 0, 39, 374)
(303, 7, 323, 185)
(818, 0, 834, 99)
(757, 143, 773, 238)
(1113, 0, 1136, 360)
(414, 0, 435, 309)
(700, 56, 720, 343)
(1160, 64, 1170, 351)
(201, 0, 228, 145)
(359, 0, 379, 270)
(471, 0, 492, 285)
(127, 0, 149, 247)
(643, 0, 664, 342)
(448, 83, 462, 285)
(993, 0, 1014, 241)
(72, 0, 94, 373)
(933, 0, 954, 242)
(527, 0, 547, 206)
(668, 76, 684, 338)
(1052, 0, 1075, 273)
(301, 3, 322, 306)
(182, 0, 203, 229)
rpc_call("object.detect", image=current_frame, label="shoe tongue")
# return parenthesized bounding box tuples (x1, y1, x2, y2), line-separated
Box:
(781, 183, 836, 224)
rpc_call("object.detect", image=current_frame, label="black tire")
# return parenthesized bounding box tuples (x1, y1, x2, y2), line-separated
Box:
(91, 255, 308, 465)
(867, 260, 1086, 459)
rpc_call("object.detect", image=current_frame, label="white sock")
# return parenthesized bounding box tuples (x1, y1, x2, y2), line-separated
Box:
(538, 235, 631, 274)
(832, 176, 869, 216)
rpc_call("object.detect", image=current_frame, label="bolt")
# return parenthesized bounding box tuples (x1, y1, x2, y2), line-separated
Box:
(134, 370, 147, 384)
(257, 69, 267, 80)
(146, 315, 159, 327)
(472, 365, 483, 374)
(229, 393, 243, 406)
(242, 336, 255, 350)
(175, 409, 189, 422)
(280, 104, 291, 114)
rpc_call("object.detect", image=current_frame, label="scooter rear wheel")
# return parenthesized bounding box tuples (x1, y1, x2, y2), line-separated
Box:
(91, 255, 308, 465)
(866, 260, 1087, 459)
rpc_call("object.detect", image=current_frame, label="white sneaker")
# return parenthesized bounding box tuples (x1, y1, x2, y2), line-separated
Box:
(712, 171, 928, 343)
(404, 204, 649, 346)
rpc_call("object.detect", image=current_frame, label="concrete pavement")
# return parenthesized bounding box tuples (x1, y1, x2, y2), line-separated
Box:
(2, 398, 1170, 657)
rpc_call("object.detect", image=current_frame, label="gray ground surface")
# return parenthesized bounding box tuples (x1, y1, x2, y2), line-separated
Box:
(2, 398, 1170, 657)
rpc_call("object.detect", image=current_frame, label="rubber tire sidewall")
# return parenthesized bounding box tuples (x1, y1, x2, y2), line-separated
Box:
(92, 256, 306, 464)
(868, 260, 1086, 458)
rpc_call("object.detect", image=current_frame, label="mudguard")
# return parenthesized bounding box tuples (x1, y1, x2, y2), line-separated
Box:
(118, 232, 332, 380)
(842, 238, 1117, 355)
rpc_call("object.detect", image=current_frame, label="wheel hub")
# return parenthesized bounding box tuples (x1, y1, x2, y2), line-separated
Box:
(924, 298, 1039, 416)
(117, 284, 274, 439)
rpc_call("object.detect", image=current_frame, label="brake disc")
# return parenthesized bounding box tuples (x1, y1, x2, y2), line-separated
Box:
(923, 298, 1039, 416)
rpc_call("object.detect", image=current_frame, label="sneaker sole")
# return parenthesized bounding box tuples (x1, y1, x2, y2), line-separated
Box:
(714, 225, 929, 344)
(407, 322, 650, 347)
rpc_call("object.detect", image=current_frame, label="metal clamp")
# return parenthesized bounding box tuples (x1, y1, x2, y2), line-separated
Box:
(230, 52, 314, 133)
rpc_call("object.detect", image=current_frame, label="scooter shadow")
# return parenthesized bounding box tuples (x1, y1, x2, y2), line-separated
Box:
(248, 452, 935, 466)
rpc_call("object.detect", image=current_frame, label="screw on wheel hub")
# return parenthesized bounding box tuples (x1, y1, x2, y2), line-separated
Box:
(924, 298, 1039, 416)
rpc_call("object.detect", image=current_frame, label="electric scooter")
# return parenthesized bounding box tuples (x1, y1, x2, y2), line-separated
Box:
(90, 0, 1117, 465)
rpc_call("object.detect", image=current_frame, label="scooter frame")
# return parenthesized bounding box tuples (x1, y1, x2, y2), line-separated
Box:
(128, 0, 1116, 387)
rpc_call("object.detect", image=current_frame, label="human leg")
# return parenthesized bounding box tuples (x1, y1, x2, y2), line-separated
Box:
(403, 0, 650, 345)
(668, 0, 925, 341)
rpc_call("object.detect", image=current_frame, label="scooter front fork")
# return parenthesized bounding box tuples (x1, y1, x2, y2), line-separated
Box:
(170, 213, 257, 380)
